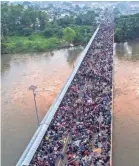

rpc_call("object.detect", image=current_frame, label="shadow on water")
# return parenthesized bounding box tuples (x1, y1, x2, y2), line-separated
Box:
(115, 41, 139, 60)
(65, 46, 84, 66)
(1, 54, 12, 74)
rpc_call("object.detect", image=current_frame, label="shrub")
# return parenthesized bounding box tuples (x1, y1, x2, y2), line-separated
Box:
(43, 28, 53, 38)
(22, 27, 33, 36)
(63, 27, 76, 43)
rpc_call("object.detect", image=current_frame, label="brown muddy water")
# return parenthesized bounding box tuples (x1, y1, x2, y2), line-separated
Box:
(113, 41, 139, 166)
(1, 41, 139, 166)
(1, 47, 83, 166)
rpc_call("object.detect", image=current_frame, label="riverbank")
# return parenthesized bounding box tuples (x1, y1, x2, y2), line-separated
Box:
(1, 34, 81, 54)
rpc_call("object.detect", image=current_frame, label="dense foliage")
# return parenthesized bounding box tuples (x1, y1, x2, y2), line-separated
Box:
(63, 27, 76, 43)
(115, 13, 139, 42)
(1, 3, 98, 54)
(2, 3, 139, 53)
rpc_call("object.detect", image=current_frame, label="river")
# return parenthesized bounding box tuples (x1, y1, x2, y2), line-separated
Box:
(1, 46, 84, 166)
(1, 41, 139, 166)
(113, 41, 139, 166)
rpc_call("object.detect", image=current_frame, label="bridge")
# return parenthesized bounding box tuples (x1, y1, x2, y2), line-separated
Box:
(16, 13, 113, 166)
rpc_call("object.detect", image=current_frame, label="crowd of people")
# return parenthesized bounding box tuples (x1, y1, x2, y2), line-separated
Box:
(30, 14, 113, 166)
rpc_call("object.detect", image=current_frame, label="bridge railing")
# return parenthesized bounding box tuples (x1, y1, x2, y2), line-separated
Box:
(16, 25, 100, 166)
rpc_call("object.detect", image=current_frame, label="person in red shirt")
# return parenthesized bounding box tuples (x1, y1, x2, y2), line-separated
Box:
(68, 153, 73, 160)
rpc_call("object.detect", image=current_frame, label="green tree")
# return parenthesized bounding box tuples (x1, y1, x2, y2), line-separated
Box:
(1, 3, 24, 36)
(43, 25, 63, 38)
(63, 27, 76, 43)
(1, 2, 99, 54)
(115, 13, 139, 42)
(38, 11, 48, 31)
(75, 10, 96, 26)
(57, 15, 75, 26)
(22, 27, 33, 36)
(43, 27, 54, 37)
(21, 6, 37, 30)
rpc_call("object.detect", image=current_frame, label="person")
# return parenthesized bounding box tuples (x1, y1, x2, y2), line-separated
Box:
(60, 153, 64, 160)
(29, 12, 113, 166)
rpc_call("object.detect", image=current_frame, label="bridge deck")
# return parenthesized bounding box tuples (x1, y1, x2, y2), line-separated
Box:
(17, 13, 113, 166)
(16, 26, 100, 166)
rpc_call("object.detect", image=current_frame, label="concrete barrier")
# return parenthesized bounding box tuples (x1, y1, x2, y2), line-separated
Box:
(16, 25, 100, 166)
(110, 30, 114, 166)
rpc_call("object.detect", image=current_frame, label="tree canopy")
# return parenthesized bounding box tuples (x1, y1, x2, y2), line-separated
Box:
(1, 3, 48, 37)
(115, 13, 139, 42)
(1, 2, 99, 54)
(63, 27, 76, 43)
